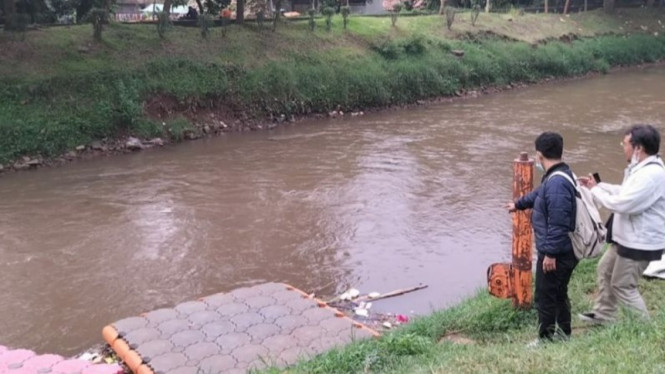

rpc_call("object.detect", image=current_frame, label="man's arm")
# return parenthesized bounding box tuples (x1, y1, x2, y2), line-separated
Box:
(514, 186, 540, 210)
(592, 174, 660, 215)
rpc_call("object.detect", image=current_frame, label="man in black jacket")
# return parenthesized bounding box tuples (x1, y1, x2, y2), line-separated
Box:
(507, 132, 578, 343)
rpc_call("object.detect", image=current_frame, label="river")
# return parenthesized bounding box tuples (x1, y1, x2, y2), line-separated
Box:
(0, 66, 663, 355)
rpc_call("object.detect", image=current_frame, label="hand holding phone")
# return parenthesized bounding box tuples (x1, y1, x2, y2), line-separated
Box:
(592, 172, 601, 184)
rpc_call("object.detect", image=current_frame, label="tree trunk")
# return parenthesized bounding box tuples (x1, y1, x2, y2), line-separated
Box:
(484, 0, 490, 13)
(544, 0, 548, 13)
(4, 0, 16, 29)
(563, 0, 570, 13)
(584, 0, 587, 11)
(438, 0, 445, 14)
(195, 0, 204, 14)
(603, 0, 614, 12)
(163, 0, 172, 14)
(236, 0, 244, 24)
(272, 0, 281, 31)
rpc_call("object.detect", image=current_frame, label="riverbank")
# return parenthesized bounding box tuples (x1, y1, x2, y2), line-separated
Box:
(1, 9, 665, 171)
(262, 258, 665, 373)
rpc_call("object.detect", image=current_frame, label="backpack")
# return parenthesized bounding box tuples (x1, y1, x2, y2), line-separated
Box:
(548, 171, 607, 260)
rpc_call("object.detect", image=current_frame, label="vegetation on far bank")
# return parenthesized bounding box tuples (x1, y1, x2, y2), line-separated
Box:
(261, 258, 665, 373)
(1, 9, 665, 165)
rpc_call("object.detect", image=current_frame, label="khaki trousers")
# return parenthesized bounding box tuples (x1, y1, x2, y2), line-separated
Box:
(592, 244, 650, 320)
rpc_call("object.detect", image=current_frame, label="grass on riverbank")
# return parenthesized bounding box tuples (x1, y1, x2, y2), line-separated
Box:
(1, 10, 665, 165)
(263, 259, 665, 373)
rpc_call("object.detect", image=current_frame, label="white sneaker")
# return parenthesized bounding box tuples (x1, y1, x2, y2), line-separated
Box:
(526, 338, 541, 348)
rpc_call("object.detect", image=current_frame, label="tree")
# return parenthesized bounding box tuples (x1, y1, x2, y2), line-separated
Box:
(603, 0, 614, 12)
(236, 0, 243, 24)
(3, 0, 17, 29)
(484, 0, 490, 13)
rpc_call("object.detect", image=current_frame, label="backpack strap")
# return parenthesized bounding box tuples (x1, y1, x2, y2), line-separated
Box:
(548, 171, 576, 187)
(548, 171, 580, 198)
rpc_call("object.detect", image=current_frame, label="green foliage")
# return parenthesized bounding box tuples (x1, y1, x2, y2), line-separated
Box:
(5, 13, 32, 32)
(1, 21, 665, 166)
(164, 117, 193, 141)
(87, 8, 108, 42)
(322, 7, 335, 31)
(341, 6, 350, 30)
(470, 4, 480, 26)
(445, 6, 455, 30)
(391, 3, 402, 27)
(308, 8, 316, 31)
(198, 14, 212, 39)
(156, 11, 171, 39)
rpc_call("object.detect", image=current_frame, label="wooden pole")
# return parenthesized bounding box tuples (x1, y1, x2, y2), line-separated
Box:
(511, 152, 533, 309)
(563, 0, 570, 14)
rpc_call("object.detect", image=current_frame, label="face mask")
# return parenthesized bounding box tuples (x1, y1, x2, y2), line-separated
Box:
(535, 161, 545, 173)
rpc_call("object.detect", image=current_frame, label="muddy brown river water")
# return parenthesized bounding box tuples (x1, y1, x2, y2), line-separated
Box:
(0, 67, 664, 355)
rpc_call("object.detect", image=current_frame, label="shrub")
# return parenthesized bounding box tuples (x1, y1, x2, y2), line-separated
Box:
(445, 6, 455, 30)
(87, 8, 108, 42)
(470, 4, 480, 26)
(322, 7, 334, 31)
(156, 11, 171, 39)
(391, 3, 403, 27)
(341, 6, 350, 29)
(308, 8, 316, 31)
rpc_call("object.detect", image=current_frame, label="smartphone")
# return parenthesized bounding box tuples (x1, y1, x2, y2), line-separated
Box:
(592, 172, 601, 184)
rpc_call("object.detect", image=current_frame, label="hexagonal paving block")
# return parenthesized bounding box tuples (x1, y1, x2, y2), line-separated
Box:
(143, 309, 178, 326)
(201, 293, 236, 309)
(135, 339, 174, 362)
(174, 301, 207, 316)
(146, 353, 187, 372)
(113, 317, 148, 336)
(243, 296, 276, 309)
(199, 321, 237, 341)
(258, 305, 292, 323)
(229, 312, 264, 331)
(182, 342, 220, 362)
(168, 330, 206, 349)
(246, 323, 281, 344)
(260, 335, 299, 355)
(215, 333, 251, 355)
(186, 310, 220, 327)
(198, 355, 237, 373)
(106, 283, 378, 374)
(215, 303, 249, 317)
(230, 344, 269, 364)
(124, 328, 162, 347)
(157, 319, 191, 338)
(273, 315, 308, 334)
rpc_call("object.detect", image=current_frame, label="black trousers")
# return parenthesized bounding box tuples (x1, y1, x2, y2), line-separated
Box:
(535, 251, 578, 339)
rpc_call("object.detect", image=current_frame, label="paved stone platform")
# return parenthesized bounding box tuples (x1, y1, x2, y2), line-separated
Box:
(103, 283, 378, 374)
(0, 345, 123, 374)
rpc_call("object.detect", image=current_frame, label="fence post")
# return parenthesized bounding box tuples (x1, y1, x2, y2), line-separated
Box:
(487, 152, 533, 310)
(511, 152, 533, 309)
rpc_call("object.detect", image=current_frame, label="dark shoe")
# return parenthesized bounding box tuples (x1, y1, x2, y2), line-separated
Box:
(578, 312, 610, 325)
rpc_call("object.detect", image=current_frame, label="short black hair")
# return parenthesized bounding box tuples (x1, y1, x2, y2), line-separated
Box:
(626, 124, 660, 155)
(535, 132, 563, 159)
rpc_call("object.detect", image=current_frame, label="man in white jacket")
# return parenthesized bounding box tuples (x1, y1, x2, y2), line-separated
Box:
(579, 124, 665, 323)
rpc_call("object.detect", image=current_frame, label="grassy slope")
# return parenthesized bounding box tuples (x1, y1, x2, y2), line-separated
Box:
(266, 259, 665, 374)
(0, 9, 665, 165)
(2, 8, 663, 79)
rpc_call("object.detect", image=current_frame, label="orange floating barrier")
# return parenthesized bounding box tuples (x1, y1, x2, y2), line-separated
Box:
(124, 350, 143, 372)
(487, 152, 533, 310)
(102, 325, 119, 345)
(111, 339, 130, 361)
